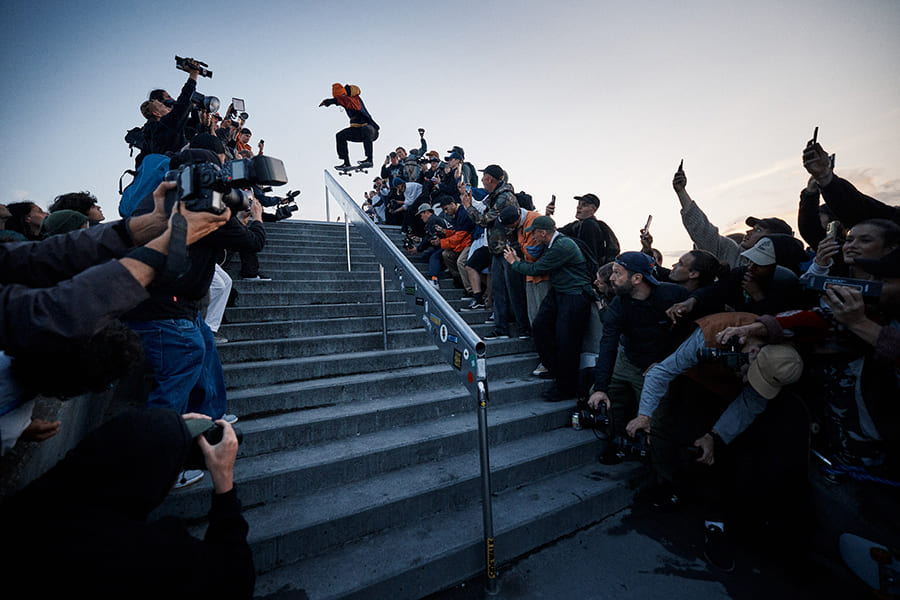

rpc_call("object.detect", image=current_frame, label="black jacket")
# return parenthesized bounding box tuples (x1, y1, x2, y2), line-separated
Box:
(1, 408, 255, 598)
(138, 77, 197, 167)
(593, 282, 691, 392)
(559, 217, 620, 265)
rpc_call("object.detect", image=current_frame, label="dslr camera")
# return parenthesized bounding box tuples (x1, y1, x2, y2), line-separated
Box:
(165, 155, 288, 215)
(571, 402, 609, 431)
(696, 335, 748, 370)
(185, 422, 243, 471)
(402, 234, 419, 251)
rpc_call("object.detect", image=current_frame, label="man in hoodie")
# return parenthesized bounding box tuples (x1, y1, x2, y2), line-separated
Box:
(319, 83, 380, 170)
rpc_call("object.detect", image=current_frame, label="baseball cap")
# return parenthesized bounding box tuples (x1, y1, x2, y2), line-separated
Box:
(747, 344, 803, 399)
(444, 151, 462, 161)
(416, 203, 434, 215)
(615, 251, 660, 286)
(524, 215, 556, 233)
(745, 216, 793, 236)
(447, 146, 465, 159)
(498, 205, 522, 227)
(392, 177, 405, 187)
(479, 164, 504, 180)
(740, 237, 777, 266)
(574, 193, 600, 207)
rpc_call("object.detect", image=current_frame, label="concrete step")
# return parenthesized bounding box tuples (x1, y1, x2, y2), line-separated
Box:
(252, 460, 641, 599)
(218, 314, 424, 342)
(222, 301, 414, 323)
(223, 354, 543, 416)
(160, 398, 595, 524)
(217, 325, 531, 363)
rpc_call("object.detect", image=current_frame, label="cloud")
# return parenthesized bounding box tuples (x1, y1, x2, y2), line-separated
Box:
(10, 189, 30, 201)
(710, 156, 797, 194)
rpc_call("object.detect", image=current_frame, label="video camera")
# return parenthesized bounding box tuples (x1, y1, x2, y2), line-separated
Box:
(185, 422, 243, 471)
(802, 274, 882, 299)
(165, 155, 288, 215)
(273, 190, 301, 221)
(696, 335, 748, 370)
(175, 55, 213, 78)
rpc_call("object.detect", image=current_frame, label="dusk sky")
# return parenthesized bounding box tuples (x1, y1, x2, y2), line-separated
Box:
(2, 0, 898, 262)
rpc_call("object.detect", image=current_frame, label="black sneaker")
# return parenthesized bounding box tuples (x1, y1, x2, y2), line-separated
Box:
(461, 299, 486, 311)
(357, 160, 373, 168)
(335, 162, 351, 170)
(483, 330, 510, 340)
(703, 525, 735, 571)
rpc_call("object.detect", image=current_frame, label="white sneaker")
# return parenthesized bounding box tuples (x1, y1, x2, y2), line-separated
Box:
(532, 363, 549, 376)
(174, 469, 204, 489)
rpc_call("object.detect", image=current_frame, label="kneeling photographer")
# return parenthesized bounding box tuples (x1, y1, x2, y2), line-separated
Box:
(625, 311, 805, 570)
(1, 408, 254, 598)
(123, 147, 286, 425)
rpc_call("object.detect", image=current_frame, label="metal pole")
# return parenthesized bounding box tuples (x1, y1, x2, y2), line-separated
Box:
(325, 185, 331, 223)
(344, 213, 351, 272)
(476, 380, 498, 594)
(379, 264, 388, 350)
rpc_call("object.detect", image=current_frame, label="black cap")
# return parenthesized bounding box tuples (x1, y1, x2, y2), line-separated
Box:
(574, 193, 600, 207)
(745, 216, 793, 236)
(498, 205, 521, 226)
(479, 164, 504, 180)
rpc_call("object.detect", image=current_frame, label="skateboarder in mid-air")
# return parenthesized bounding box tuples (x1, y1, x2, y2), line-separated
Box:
(319, 83, 380, 171)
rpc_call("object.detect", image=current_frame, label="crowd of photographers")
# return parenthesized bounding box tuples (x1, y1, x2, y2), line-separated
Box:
(380, 130, 900, 571)
(0, 57, 275, 596)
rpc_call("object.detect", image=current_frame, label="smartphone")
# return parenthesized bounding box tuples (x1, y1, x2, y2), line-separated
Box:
(830, 153, 836, 168)
(826, 220, 838, 237)
(232, 98, 245, 112)
(465, 184, 472, 194)
(678, 159, 683, 172)
(644, 215, 653, 232)
(813, 126, 818, 144)
(549, 194, 556, 207)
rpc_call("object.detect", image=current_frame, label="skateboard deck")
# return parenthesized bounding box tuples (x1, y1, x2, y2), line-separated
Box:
(336, 165, 370, 177)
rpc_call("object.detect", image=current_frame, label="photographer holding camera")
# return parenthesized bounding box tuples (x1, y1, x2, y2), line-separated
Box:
(1, 408, 254, 598)
(625, 311, 804, 570)
(136, 58, 204, 168)
(123, 148, 272, 433)
(0, 180, 231, 454)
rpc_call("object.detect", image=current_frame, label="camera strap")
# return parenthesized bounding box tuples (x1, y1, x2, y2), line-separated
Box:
(162, 205, 191, 282)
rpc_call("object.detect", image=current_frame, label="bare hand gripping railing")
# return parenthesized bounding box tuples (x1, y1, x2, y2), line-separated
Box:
(324, 171, 498, 592)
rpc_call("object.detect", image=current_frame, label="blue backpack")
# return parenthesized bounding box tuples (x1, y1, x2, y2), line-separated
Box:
(119, 154, 170, 217)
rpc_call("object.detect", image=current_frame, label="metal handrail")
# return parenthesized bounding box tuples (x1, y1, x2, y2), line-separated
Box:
(324, 170, 498, 592)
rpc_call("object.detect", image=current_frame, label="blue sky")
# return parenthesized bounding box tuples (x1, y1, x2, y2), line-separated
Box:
(2, 0, 898, 261)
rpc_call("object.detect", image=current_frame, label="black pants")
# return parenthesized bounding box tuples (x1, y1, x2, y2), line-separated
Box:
(336, 124, 378, 162)
(532, 289, 590, 396)
(239, 250, 259, 278)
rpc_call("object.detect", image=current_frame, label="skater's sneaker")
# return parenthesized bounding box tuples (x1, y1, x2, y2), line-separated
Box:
(335, 162, 351, 171)
(357, 160, 374, 168)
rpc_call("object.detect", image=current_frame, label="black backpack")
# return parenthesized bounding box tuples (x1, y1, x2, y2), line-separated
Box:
(515, 191, 535, 211)
(565, 233, 600, 283)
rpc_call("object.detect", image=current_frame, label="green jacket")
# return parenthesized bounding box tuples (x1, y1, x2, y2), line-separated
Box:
(509, 233, 592, 295)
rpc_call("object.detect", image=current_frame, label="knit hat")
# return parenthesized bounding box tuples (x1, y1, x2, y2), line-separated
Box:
(332, 83, 346, 97)
(40, 210, 88, 238)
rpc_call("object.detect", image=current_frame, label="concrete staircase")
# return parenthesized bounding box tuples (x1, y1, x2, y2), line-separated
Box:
(153, 219, 641, 599)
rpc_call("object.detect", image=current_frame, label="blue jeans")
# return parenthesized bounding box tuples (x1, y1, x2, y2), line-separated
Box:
(126, 314, 227, 419)
(426, 247, 444, 279)
(490, 254, 529, 335)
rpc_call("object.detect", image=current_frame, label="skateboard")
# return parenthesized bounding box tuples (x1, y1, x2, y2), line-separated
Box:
(336, 164, 370, 177)
(841, 533, 900, 597)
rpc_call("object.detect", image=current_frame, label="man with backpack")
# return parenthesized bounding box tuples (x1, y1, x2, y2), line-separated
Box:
(503, 215, 594, 402)
(548, 193, 620, 266)
(319, 83, 380, 170)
